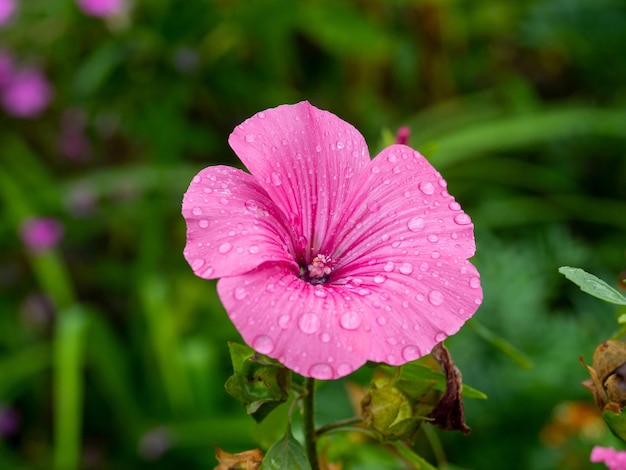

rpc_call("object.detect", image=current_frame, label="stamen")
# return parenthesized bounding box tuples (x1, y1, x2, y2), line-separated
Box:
(307, 254, 335, 281)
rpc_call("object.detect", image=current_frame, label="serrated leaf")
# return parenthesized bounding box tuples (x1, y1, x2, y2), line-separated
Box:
(559, 266, 626, 306)
(259, 426, 311, 470)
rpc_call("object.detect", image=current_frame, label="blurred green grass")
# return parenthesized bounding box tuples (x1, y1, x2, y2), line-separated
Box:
(1, 0, 626, 468)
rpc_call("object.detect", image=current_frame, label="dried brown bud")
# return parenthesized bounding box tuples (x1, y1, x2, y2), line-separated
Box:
(581, 340, 626, 413)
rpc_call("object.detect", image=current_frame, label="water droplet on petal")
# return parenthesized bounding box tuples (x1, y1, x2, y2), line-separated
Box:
(219, 197, 229, 205)
(245, 133, 256, 142)
(402, 345, 421, 361)
(371, 166, 380, 174)
(427, 234, 439, 243)
(431, 251, 440, 259)
(407, 217, 425, 232)
(419, 262, 429, 272)
(192, 175, 202, 183)
(336, 140, 345, 149)
(387, 153, 397, 163)
(313, 287, 327, 298)
(339, 311, 361, 330)
(367, 201, 380, 212)
(298, 312, 320, 334)
(270, 171, 282, 186)
(454, 213, 472, 225)
(191, 259, 205, 270)
(383, 262, 395, 272)
(258, 111, 266, 119)
(449, 201, 461, 211)
(245, 200, 258, 211)
(198, 219, 209, 229)
(376, 316, 387, 326)
(192, 206, 203, 216)
(248, 245, 259, 254)
(219, 242, 232, 254)
(320, 332, 331, 343)
(253, 335, 274, 354)
(399, 262, 413, 275)
(309, 363, 333, 380)
(374, 274, 387, 284)
(337, 363, 352, 376)
(419, 181, 435, 195)
(233, 286, 247, 300)
(278, 314, 291, 329)
(435, 331, 447, 343)
(428, 290, 444, 306)
(470, 276, 481, 289)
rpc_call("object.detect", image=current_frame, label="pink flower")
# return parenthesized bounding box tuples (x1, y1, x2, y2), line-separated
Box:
(76, 0, 125, 18)
(182, 102, 482, 379)
(0, 0, 16, 27)
(591, 446, 626, 469)
(19, 217, 64, 253)
(1, 67, 52, 118)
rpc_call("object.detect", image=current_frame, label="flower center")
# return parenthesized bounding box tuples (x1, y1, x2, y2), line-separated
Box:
(302, 254, 335, 284)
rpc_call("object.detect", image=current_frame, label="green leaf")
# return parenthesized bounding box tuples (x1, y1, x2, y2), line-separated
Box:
(603, 408, 626, 443)
(387, 441, 437, 470)
(225, 343, 291, 423)
(559, 266, 626, 306)
(259, 426, 311, 470)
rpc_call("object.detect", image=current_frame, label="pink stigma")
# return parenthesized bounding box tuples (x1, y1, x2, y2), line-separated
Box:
(307, 254, 335, 280)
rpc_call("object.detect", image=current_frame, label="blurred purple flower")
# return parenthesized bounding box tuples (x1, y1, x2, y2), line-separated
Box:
(0, 0, 16, 27)
(58, 108, 92, 161)
(138, 426, 171, 461)
(0, 50, 14, 87)
(19, 217, 64, 253)
(591, 446, 626, 469)
(0, 405, 19, 438)
(395, 126, 411, 145)
(1, 67, 52, 118)
(76, 0, 125, 18)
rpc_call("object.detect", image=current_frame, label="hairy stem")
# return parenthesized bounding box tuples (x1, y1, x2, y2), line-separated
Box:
(303, 378, 320, 470)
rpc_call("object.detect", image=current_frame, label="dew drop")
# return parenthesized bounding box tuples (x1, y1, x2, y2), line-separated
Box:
(234, 286, 247, 300)
(419, 181, 435, 195)
(449, 201, 461, 211)
(419, 262, 429, 272)
(337, 363, 353, 376)
(336, 140, 345, 149)
(270, 171, 282, 186)
(454, 213, 472, 225)
(435, 331, 447, 343)
(245, 200, 258, 211)
(315, 145, 322, 152)
(371, 166, 380, 174)
(298, 312, 320, 334)
(191, 258, 205, 270)
(374, 274, 387, 284)
(192, 175, 202, 183)
(339, 311, 361, 330)
(367, 201, 380, 212)
(253, 335, 274, 354)
(383, 262, 395, 272)
(428, 290, 444, 306)
(198, 219, 209, 229)
(219, 197, 229, 205)
(219, 242, 232, 254)
(313, 287, 327, 298)
(431, 251, 441, 259)
(402, 345, 421, 361)
(309, 363, 333, 380)
(320, 332, 331, 343)
(387, 153, 397, 163)
(427, 234, 439, 243)
(376, 316, 387, 326)
(278, 314, 291, 329)
(407, 217, 425, 232)
(344, 167, 354, 178)
(399, 262, 413, 275)
(245, 133, 256, 143)
(258, 111, 266, 119)
(192, 206, 203, 216)
(470, 276, 481, 289)
(249, 245, 259, 254)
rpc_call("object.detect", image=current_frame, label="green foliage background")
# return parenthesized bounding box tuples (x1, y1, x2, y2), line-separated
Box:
(1, 0, 625, 468)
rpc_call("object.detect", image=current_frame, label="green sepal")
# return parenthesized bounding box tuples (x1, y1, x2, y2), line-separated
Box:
(603, 408, 626, 443)
(224, 342, 291, 423)
(259, 425, 311, 470)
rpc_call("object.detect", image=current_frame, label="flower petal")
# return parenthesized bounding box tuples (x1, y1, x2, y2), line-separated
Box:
(217, 264, 373, 379)
(182, 165, 297, 279)
(325, 144, 482, 362)
(228, 101, 370, 261)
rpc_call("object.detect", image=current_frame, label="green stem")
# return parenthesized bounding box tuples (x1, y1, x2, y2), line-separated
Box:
(316, 417, 363, 437)
(303, 378, 320, 470)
